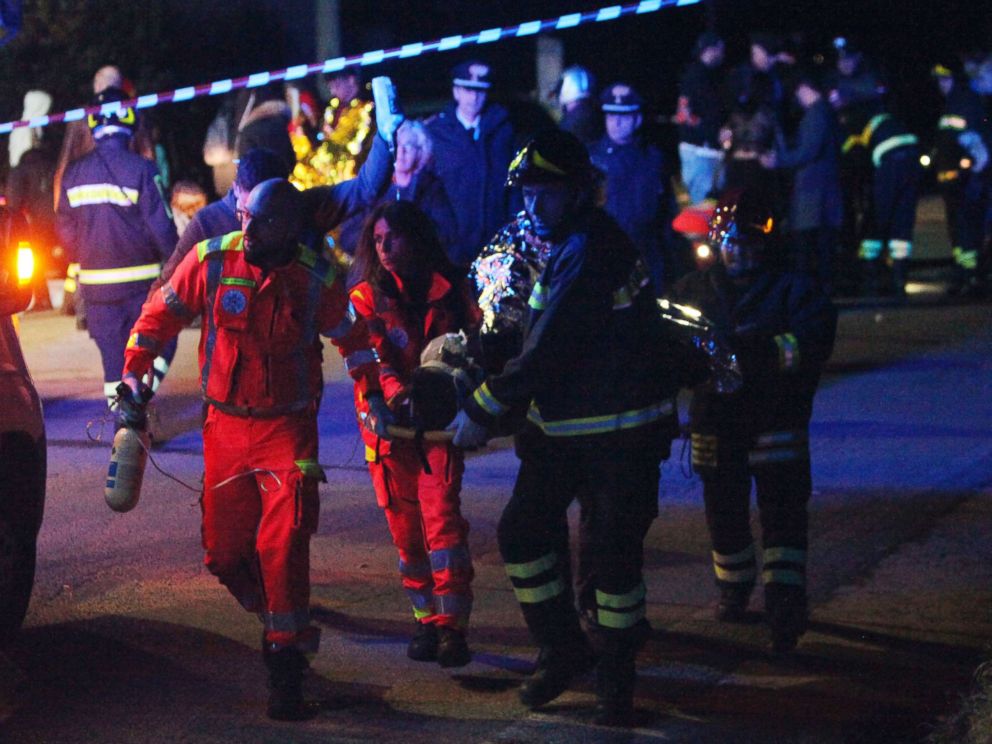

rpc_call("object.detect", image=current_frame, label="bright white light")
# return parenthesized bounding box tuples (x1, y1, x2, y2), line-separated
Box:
(961, 158, 972, 169)
(919, 154, 931, 167)
(696, 243, 712, 260)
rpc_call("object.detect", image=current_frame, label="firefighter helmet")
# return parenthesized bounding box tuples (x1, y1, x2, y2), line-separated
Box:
(87, 87, 137, 137)
(241, 178, 304, 271)
(707, 189, 775, 277)
(506, 129, 593, 188)
(557, 65, 595, 107)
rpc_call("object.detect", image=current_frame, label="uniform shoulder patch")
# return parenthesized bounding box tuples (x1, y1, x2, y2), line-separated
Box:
(296, 245, 338, 287)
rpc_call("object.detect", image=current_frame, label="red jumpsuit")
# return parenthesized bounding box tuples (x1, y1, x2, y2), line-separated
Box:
(350, 272, 480, 630)
(124, 231, 380, 653)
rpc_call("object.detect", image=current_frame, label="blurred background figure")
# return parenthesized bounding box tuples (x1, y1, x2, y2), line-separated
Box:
(427, 60, 518, 268)
(930, 62, 991, 297)
(234, 82, 295, 178)
(827, 36, 887, 292)
(554, 65, 602, 145)
(6, 89, 56, 310)
(676, 31, 729, 205)
(169, 180, 208, 236)
(338, 120, 456, 261)
(294, 66, 374, 188)
(763, 68, 843, 293)
(590, 82, 676, 294)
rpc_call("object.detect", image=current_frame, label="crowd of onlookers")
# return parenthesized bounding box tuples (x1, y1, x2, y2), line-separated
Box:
(7, 29, 992, 313)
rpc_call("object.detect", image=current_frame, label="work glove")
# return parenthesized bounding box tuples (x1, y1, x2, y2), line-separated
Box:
(371, 76, 405, 154)
(364, 392, 394, 441)
(118, 373, 154, 429)
(446, 409, 489, 450)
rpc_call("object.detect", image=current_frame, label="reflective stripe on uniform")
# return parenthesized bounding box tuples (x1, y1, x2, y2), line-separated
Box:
(429, 545, 472, 573)
(294, 459, 325, 480)
(219, 276, 256, 288)
(66, 183, 139, 207)
(713, 544, 756, 565)
(196, 232, 243, 262)
(512, 577, 565, 604)
(939, 114, 967, 130)
(150, 355, 170, 392)
(526, 399, 674, 437)
(774, 333, 800, 372)
(954, 247, 978, 270)
(595, 582, 647, 629)
(104, 381, 120, 409)
(78, 263, 161, 285)
(859, 239, 883, 261)
(528, 280, 548, 310)
(126, 332, 160, 354)
(297, 245, 338, 287)
(504, 552, 557, 579)
(888, 239, 912, 260)
(691, 432, 718, 467)
(435, 593, 472, 620)
(473, 381, 509, 416)
(161, 283, 196, 321)
(872, 134, 918, 167)
(344, 348, 378, 372)
(399, 559, 432, 579)
(715, 565, 758, 582)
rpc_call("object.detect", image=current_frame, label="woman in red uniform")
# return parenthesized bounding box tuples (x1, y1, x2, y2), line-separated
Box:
(349, 200, 480, 667)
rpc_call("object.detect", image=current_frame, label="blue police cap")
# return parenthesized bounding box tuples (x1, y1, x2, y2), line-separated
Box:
(601, 83, 643, 113)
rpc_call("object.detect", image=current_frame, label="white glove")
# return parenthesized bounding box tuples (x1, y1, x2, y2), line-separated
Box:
(364, 393, 394, 440)
(446, 409, 489, 450)
(371, 76, 405, 153)
(958, 131, 989, 173)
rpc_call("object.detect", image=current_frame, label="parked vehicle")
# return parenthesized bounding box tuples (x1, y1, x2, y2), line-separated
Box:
(0, 204, 46, 644)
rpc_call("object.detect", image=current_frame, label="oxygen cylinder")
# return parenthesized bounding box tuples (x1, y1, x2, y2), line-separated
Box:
(105, 426, 150, 513)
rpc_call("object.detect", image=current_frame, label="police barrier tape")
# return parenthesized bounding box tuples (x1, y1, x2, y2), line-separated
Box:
(0, 0, 699, 136)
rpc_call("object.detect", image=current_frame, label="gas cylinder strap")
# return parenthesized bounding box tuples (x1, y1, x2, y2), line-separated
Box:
(78, 262, 161, 284)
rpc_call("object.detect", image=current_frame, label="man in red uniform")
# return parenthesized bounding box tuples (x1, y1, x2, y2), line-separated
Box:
(122, 178, 392, 720)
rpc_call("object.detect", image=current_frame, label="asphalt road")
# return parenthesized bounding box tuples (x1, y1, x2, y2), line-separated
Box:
(1, 282, 990, 743)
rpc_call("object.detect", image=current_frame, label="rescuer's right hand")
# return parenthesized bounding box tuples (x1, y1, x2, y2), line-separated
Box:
(119, 373, 154, 428)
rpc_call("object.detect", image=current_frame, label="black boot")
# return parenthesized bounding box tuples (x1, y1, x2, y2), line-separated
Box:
(715, 583, 753, 623)
(407, 621, 438, 662)
(589, 622, 646, 727)
(519, 636, 596, 708)
(263, 644, 315, 721)
(765, 585, 808, 657)
(436, 626, 471, 668)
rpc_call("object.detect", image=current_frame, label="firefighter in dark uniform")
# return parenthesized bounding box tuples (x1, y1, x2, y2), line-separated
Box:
(668, 190, 837, 654)
(850, 103, 922, 297)
(55, 87, 178, 410)
(448, 130, 681, 725)
(931, 63, 990, 297)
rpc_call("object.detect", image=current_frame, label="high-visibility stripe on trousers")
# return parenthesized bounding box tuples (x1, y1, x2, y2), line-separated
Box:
(369, 439, 473, 629)
(201, 405, 322, 653)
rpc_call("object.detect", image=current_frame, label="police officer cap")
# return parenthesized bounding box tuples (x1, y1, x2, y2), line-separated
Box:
(506, 129, 592, 188)
(88, 86, 137, 135)
(601, 83, 643, 114)
(451, 60, 492, 90)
